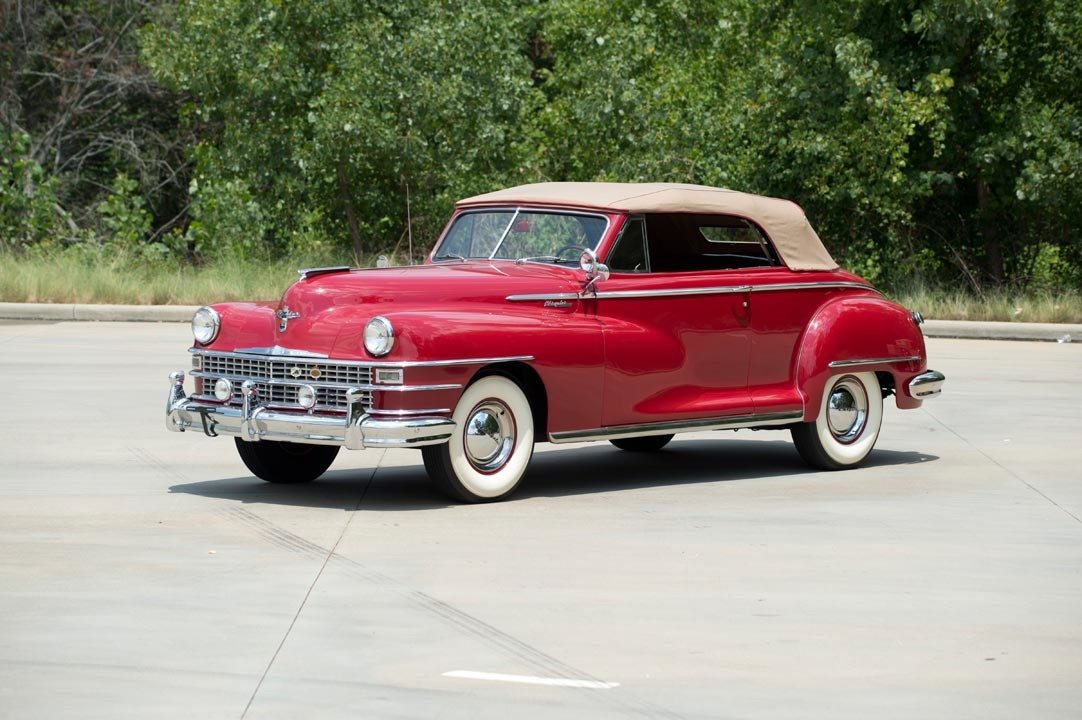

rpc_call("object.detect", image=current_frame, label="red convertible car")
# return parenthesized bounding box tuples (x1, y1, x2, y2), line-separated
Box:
(166, 183, 944, 502)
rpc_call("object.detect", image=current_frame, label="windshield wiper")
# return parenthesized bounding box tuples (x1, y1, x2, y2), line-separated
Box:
(515, 255, 562, 265)
(434, 253, 467, 262)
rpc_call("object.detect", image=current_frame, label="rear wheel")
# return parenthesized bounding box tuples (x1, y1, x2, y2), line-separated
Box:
(234, 438, 339, 483)
(610, 434, 674, 452)
(422, 375, 534, 503)
(791, 372, 883, 470)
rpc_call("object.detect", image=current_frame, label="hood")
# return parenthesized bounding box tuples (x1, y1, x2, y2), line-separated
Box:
(268, 261, 582, 353)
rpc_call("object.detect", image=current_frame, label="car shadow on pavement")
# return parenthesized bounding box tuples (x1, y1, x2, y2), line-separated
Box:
(168, 439, 937, 510)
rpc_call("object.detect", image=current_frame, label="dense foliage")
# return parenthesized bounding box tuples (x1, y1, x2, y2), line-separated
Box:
(2, 0, 1079, 292)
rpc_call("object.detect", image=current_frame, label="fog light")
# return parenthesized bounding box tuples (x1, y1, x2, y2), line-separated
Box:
(297, 384, 317, 409)
(213, 378, 233, 402)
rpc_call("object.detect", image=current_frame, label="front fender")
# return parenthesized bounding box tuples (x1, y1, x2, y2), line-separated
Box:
(795, 296, 927, 420)
(333, 307, 606, 435)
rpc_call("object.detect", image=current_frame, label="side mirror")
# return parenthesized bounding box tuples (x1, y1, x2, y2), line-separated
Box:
(579, 249, 609, 294)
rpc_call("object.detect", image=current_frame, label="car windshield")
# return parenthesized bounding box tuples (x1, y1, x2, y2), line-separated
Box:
(433, 209, 608, 264)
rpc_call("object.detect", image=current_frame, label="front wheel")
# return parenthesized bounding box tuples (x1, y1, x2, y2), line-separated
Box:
(791, 372, 883, 470)
(234, 438, 339, 483)
(421, 374, 535, 503)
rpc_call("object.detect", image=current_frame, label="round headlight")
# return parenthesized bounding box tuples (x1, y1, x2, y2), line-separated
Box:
(213, 378, 233, 402)
(363, 316, 395, 357)
(297, 385, 317, 409)
(192, 306, 221, 344)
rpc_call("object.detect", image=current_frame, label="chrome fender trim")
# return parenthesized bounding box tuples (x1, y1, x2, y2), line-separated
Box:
(828, 355, 921, 368)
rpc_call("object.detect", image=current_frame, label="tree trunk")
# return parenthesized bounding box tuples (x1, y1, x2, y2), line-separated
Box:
(976, 177, 1004, 286)
(337, 164, 363, 264)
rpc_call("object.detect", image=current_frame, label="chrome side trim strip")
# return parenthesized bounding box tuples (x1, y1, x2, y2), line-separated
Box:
(506, 292, 581, 302)
(548, 410, 803, 444)
(594, 285, 751, 300)
(828, 355, 921, 368)
(507, 280, 875, 303)
(373, 355, 535, 368)
(192, 348, 534, 369)
(750, 281, 876, 293)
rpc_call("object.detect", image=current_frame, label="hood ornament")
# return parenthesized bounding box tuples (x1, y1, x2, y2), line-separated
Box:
(276, 306, 301, 332)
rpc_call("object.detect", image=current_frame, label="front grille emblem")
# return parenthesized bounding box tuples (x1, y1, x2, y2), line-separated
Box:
(290, 366, 304, 378)
(276, 306, 301, 332)
(309, 366, 322, 380)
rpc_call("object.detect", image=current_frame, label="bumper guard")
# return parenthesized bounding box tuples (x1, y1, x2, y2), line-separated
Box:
(165, 371, 454, 449)
(908, 369, 946, 399)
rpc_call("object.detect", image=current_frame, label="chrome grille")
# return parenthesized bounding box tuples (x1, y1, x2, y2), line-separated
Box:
(194, 352, 372, 411)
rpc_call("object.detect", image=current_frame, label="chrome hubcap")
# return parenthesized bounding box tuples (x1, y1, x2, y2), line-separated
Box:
(826, 377, 868, 444)
(464, 400, 516, 472)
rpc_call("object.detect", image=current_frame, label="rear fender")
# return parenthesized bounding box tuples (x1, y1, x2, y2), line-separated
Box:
(795, 296, 927, 420)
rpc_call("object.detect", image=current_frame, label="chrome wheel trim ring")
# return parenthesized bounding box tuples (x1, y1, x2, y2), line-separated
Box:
(463, 399, 516, 473)
(826, 376, 868, 445)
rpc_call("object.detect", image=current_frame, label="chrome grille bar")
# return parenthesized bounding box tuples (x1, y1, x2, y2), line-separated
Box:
(193, 351, 374, 411)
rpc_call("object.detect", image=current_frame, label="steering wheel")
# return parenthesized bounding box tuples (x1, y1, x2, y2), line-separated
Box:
(554, 244, 589, 261)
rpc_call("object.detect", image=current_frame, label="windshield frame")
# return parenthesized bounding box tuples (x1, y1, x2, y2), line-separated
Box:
(432, 206, 612, 265)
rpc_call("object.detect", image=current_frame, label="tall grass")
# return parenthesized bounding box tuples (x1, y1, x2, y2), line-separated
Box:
(0, 251, 342, 305)
(2, 251, 1080, 322)
(889, 285, 1082, 324)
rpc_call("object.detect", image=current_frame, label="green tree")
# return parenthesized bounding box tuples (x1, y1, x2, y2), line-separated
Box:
(142, 0, 543, 261)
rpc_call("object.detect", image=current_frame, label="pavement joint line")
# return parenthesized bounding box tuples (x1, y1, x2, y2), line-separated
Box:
(239, 450, 385, 720)
(920, 406, 1082, 526)
(442, 670, 619, 689)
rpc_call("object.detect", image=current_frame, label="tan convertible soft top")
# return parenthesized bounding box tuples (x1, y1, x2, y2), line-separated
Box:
(457, 182, 837, 271)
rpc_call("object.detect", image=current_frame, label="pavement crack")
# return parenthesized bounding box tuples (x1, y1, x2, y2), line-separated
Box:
(238, 450, 385, 719)
(921, 407, 1082, 526)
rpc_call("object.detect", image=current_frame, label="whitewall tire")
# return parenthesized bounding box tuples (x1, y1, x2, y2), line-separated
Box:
(791, 371, 883, 470)
(421, 374, 535, 502)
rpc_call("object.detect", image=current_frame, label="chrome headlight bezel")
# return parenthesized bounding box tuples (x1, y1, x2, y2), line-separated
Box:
(363, 316, 395, 357)
(192, 306, 221, 345)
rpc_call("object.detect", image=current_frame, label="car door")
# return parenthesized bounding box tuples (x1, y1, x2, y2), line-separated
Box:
(596, 216, 754, 427)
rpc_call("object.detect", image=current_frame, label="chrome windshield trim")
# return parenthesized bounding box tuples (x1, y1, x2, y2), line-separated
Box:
(828, 355, 921, 368)
(191, 348, 533, 369)
(549, 410, 803, 444)
(435, 206, 611, 263)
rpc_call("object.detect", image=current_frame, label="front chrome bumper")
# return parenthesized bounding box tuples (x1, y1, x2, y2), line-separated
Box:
(164, 371, 454, 449)
(908, 369, 946, 398)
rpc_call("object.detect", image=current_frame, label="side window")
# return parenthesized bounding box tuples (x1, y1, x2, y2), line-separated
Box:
(644, 214, 779, 272)
(606, 217, 648, 272)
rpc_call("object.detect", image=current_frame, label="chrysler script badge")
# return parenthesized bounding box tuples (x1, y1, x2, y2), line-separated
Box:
(276, 306, 300, 332)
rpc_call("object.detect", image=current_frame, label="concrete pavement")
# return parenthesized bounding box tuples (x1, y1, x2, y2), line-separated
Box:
(0, 321, 1080, 719)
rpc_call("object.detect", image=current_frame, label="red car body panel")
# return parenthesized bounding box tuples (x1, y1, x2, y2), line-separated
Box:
(193, 204, 930, 439)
